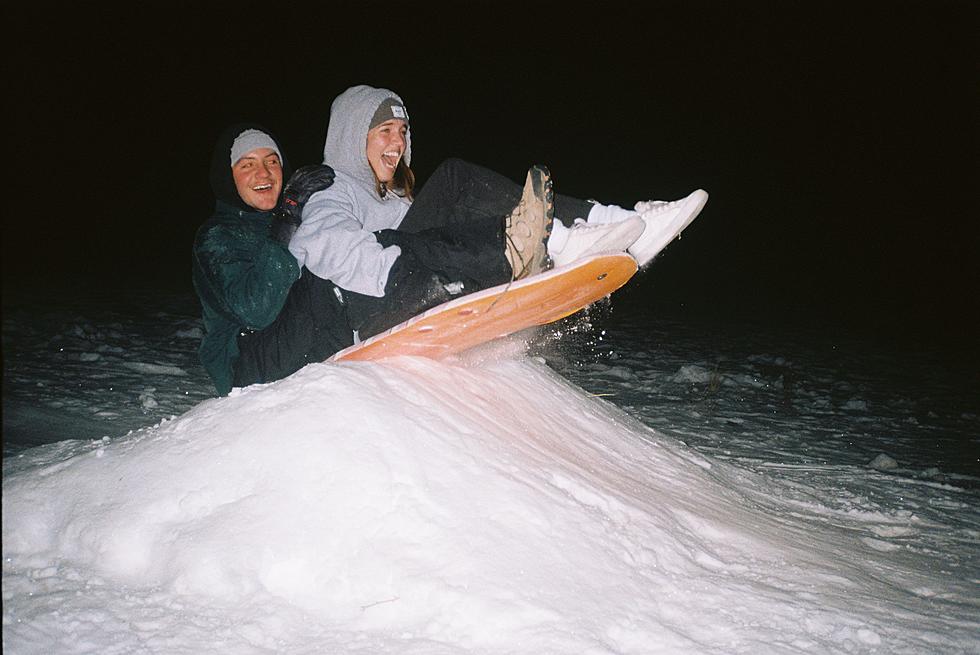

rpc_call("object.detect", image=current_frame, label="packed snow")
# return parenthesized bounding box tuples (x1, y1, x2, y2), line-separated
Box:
(3, 290, 978, 654)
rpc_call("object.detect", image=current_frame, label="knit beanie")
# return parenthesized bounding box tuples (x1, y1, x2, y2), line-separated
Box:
(209, 122, 291, 212)
(230, 129, 283, 167)
(369, 97, 410, 130)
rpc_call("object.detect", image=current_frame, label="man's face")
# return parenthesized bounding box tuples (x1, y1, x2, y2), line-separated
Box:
(366, 119, 408, 183)
(232, 147, 283, 210)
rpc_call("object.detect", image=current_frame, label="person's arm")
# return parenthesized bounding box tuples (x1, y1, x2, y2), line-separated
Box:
(269, 164, 336, 245)
(194, 164, 337, 328)
(289, 186, 401, 297)
(194, 221, 300, 329)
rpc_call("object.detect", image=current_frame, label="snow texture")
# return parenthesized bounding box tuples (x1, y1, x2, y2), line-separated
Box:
(3, 293, 979, 654)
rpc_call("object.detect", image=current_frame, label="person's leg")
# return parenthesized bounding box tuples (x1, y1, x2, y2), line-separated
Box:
(403, 159, 562, 278)
(398, 157, 514, 232)
(401, 157, 660, 272)
(342, 253, 453, 341)
(546, 189, 709, 269)
(344, 217, 514, 340)
(400, 157, 593, 232)
(378, 216, 511, 292)
(233, 268, 353, 387)
(334, 159, 529, 341)
(420, 158, 710, 269)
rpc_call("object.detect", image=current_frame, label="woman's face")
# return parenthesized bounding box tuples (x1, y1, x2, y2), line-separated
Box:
(232, 147, 283, 210)
(366, 119, 408, 183)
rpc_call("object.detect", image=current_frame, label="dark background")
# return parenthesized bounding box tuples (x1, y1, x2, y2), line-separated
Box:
(5, 1, 978, 352)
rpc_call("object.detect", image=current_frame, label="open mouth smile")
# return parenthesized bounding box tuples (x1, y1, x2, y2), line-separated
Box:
(380, 150, 401, 170)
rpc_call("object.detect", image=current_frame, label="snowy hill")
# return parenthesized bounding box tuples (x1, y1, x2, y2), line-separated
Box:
(4, 352, 977, 653)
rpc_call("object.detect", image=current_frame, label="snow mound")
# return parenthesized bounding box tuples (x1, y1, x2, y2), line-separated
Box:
(3, 357, 974, 653)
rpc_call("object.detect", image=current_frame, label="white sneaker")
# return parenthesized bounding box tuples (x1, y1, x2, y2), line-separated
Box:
(628, 189, 708, 268)
(549, 215, 645, 268)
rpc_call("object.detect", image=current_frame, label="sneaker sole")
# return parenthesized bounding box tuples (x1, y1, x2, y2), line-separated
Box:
(629, 189, 708, 268)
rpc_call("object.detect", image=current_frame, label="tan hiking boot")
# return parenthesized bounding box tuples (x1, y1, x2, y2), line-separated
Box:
(504, 165, 554, 279)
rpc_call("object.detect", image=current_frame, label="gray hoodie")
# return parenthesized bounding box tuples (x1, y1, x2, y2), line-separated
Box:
(290, 85, 413, 297)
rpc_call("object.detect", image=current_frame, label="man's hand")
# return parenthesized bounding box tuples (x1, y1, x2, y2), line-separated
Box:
(270, 164, 336, 244)
(280, 164, 336, 221)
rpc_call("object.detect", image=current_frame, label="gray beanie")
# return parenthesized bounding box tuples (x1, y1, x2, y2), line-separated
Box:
(369, 97, 410, 130)
(230, 129, 283, 166)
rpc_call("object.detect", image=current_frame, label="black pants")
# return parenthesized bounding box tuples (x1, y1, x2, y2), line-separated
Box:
(233, 267, 353, 387)
(346, 158, 594, 339)
(399, 157, 592, 233)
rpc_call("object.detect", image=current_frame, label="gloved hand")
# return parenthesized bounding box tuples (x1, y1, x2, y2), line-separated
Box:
(280, 164, 336, 221)
(270, 164, 336, 244)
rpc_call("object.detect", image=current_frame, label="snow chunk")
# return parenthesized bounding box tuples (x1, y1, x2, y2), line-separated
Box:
(673, 364, 714, 384)
(121, 362, 187, 376)
(868, 454, 899, 471)
(175, 327, 204, 339)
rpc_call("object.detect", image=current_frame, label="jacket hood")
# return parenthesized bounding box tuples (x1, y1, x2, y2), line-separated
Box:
(322, 85, 412, 190)
(209, 122, 291, 212)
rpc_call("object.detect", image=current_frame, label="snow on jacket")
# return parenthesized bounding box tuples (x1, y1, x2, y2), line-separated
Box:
(289, 85, 412, 297)
(192, 123, 300, 395)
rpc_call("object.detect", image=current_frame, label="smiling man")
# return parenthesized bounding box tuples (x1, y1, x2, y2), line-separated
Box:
(230, 133, 284, 211)
(192, 123, 352, 395)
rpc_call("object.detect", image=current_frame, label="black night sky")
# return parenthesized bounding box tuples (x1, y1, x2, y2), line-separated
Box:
(5, 2, 978, 353)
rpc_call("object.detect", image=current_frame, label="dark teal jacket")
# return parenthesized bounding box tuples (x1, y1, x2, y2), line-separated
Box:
(192, 200, 300, 394)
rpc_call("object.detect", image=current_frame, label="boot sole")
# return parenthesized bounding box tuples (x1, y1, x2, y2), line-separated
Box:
(507, 165, 554, 279)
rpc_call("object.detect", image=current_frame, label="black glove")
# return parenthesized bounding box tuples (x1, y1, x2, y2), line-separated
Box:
(270, 164, 336, 244)
(280, 164, 336, 220)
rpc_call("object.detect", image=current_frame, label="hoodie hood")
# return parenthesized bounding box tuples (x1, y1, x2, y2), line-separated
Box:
(209, 122, 292, 212)
(322, 85, 412, 191)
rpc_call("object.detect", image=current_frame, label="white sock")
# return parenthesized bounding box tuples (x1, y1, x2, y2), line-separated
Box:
(586, 202, 635, 225)
(546, 219, 568, 255)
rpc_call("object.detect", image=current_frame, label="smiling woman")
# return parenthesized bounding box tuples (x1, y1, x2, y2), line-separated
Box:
(288, 84, 707, 342)
(365, 97, 414, 199)
(365, 119, 406, 182)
